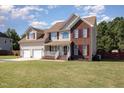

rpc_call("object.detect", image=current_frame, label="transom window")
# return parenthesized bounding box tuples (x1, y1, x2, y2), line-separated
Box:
(74, 45, 78, 55)
(82, 45, 88, 56)
(74, 29, 78, 38)
(61, 32, 69, 39)
(29, 32, 35, 39)
(83, 28, 88, 38)
(51, 32, 57, 40)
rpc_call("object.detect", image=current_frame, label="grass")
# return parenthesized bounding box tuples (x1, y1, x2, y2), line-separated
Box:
(0, 60, 124, 88)
(0, 56, 18, 59)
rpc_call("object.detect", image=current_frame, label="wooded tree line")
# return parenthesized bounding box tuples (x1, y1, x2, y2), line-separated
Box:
(3, 17, 124, 51)
(97, 17, 124, 52)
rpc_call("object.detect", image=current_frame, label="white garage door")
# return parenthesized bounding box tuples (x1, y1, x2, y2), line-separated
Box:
(23, 50, 30, 58)
(33, 49, 43, 58)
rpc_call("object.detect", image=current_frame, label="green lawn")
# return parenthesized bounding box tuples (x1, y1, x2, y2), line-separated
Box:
(0, 61, 124, 88)
(0, 56, 18, 59)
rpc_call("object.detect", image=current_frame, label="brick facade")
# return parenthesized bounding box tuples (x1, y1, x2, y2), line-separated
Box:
(70, 19, 92, 60)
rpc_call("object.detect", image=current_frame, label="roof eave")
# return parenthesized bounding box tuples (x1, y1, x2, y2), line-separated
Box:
(81, 18, 94, 27)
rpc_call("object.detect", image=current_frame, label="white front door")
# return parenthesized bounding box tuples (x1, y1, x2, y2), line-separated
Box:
(23, 50, 30, 58)
(59, 46, 63, 56)
(33, 49, 43, 58)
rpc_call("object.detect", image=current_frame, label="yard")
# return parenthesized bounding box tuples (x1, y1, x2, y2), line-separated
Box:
(0, 55, 18, 59)
(0, 60, 124, 88)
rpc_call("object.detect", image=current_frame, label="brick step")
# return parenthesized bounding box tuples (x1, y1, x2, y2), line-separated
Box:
(42, 56, 55, 60)
(58, 55, 67, 60)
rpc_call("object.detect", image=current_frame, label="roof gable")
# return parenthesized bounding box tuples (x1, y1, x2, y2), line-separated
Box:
(25, 26, 44, 34)
(0, 32, 9, 38)
(82, 16, 96, 26)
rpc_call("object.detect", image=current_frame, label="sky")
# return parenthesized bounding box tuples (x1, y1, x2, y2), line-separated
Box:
(0, 5, 124, 36)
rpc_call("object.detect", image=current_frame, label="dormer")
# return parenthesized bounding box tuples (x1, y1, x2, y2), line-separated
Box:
(26, 31, 37, 40)
(25, 26, 44, 40)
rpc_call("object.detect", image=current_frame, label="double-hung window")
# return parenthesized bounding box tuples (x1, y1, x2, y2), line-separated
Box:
(74, 29, 78, 38)
(51, 32, 57, 40)
(61, 32, 69, 39)
(29, 32, 35, 39)
(83, 28, 88, 38)
(74, 45, 78, 55)
(82, 45, 88, 56)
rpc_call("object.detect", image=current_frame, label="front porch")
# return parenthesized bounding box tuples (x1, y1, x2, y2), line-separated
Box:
(43, 41, 71, 60)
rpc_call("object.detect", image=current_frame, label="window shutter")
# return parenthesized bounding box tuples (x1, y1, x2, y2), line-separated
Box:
(78, 45, 82, 55)
(78, 29, 82, 38)
(82, 29, 83, 38)
(72, 30, 74, 38)
(49, 46, 51, 51)
(87, 45, 89, 56)
(49, 33, 51, 40)
(87, 28, 90, 38)
(57, 32, 59, 39)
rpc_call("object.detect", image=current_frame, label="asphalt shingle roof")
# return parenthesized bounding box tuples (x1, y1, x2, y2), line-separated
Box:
(0, 32, 9, 38)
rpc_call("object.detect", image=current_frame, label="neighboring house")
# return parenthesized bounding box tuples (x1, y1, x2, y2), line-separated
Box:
(19, 14, 97, 61)
(0, 32, 12, 52)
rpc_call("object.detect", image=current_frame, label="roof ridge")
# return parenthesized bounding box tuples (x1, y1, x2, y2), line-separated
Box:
(82, 15, 96, 19)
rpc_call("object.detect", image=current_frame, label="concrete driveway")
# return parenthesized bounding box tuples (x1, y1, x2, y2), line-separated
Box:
(0, 58, 41, 62)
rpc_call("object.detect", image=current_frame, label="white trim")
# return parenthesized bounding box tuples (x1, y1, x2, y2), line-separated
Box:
(81, 19, 94, 27)
(66, 15, 80, 29)
(90, 27, 93, 61)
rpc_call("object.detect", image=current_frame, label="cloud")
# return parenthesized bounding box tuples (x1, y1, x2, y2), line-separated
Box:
(0, 16, 6, 27)
(98, 14, 113, 23)
(47, 5, 58, 9)
(74, 5, 105, 16)
(30, 21, 48, 28)
(51, 19, 64, 25)
(84, 5, 105, 15)
(11, 6, 44, 20)
(100, 15, 110, 21)
(74, 5, 84, 10)
(74, 5, 110, 24)
(0, 5, 14, 13)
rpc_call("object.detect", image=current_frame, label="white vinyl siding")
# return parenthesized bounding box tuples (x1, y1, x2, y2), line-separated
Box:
(74, 29, 78, 38)
(83, 28, 88, 38)
(74, 45, 78, 55)
(82, 45, 87, 56)
(0, 37, 12, 51)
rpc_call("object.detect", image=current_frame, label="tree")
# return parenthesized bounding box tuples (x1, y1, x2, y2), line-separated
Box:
(20, 33, 26, 39)
(97, 21, 108, 51)
(97, 17, 124, 52)
(4, 28, 20, 50)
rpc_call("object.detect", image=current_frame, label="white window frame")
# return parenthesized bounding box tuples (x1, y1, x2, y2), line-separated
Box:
(74, 29, 78, 38)
(61, 32, 69, 39)
(83, 28, 88, 38)
(82, 45, 87, 56)
(29, 32, 35, 40)
(74, 45, 78, 55)
(51, 32, 57, 40)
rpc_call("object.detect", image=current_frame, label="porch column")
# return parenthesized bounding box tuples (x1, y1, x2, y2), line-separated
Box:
(20, 50, 23, 57)
(68, 45, 71, 57)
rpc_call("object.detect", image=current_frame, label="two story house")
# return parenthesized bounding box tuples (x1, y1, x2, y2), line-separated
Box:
(0, 32, 12, 55)
(19, 14, 96, 61)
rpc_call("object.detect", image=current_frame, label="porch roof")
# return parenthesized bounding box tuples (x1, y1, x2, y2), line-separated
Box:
(45, 41, 71, 46)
